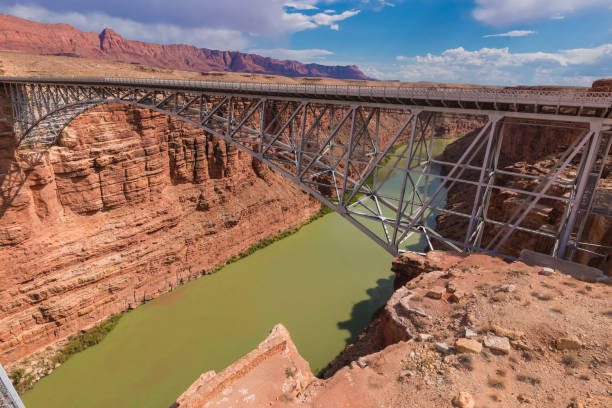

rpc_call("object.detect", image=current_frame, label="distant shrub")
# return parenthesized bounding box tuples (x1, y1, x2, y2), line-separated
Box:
(51, 314, 123, 367)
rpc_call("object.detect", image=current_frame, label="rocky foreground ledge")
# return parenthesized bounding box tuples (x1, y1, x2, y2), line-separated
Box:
(173, 251, 611, 408)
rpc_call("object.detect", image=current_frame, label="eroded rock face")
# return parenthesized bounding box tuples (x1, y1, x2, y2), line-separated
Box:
(431, 114, 487, 139)
(173, 324, 315, 408)
(591, 78, 612, 92)
(0, 100, 320, 363)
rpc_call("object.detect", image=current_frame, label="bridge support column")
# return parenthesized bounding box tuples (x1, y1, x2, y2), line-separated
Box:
(557, 120, 605, 259)
(463, 115, 504, 248)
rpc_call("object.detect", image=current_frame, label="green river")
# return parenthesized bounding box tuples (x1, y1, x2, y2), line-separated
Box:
(22, 139, 452, 408)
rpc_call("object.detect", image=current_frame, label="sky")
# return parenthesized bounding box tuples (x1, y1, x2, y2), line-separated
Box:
(1, 0, 611, 85)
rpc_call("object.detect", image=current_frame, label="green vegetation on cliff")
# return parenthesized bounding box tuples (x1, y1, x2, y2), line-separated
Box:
(10, 313, 122, 394)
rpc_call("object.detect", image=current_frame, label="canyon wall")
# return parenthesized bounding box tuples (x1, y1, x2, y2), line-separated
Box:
(0, 14, 369, 80)
(0, 97, 321, 364)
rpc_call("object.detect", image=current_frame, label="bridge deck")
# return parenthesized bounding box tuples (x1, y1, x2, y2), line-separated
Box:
(2, 76, 611, 119)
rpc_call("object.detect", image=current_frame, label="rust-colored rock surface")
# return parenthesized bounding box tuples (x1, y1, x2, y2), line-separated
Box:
(591, 78, 612, 92)
(175, 252, 612, 407)
(0, 98, 320, 364)
(0, 14, 369, 80)
(173, 324, 315, 408)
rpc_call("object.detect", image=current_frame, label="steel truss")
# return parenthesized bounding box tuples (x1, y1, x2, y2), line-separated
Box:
(1, 77, 611, 263)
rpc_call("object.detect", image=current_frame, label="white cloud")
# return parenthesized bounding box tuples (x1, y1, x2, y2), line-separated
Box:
(3, 4, 250, 50)
(473, 0, 611, 25)
(247, 48, 334, 61)
(0, 1, 364, 46)
(284, 1, 319, 10)
(550, 15, 565, 20)
(483, 30, 536, 38)
(311, 9, 360, 28)
(372, 44, 612, 85)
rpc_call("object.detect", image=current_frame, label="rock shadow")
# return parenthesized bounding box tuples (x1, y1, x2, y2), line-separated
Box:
(337, 275, 394, 347)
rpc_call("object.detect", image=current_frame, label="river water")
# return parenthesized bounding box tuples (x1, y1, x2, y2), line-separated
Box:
(22, 139, 452, 408)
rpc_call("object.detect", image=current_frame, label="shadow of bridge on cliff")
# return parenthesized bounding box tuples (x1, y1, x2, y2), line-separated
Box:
(0, 149, 45, 219)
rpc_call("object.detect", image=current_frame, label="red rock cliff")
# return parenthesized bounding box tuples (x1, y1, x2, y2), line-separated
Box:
(0, 14, 370, 80)
(0, 97, 321, 364)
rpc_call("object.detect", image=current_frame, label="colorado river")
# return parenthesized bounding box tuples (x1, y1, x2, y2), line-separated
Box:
(22, 138, 453, 408)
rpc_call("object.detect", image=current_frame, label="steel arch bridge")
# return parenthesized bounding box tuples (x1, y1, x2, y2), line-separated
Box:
(1, 76, 611, 264)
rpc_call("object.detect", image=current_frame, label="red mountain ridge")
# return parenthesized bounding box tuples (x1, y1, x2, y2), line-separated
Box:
(0, 14, 371, 80)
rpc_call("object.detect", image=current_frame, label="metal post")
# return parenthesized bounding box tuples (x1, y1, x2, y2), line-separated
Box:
(464, 115, 501, 246)
(557, 121, 604, 258)
(0, 363, 25, 408)
(391, 112, 420, 246)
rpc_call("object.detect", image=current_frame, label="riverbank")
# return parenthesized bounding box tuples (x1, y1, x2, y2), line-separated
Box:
(18, 137, 457, 407)
(173, 251, 612, 408)
(8, 205, 336, 395)
(21, 209, 395, 408)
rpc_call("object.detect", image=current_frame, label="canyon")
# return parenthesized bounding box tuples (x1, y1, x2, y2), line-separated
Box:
(0, 14, 370, 80)
(0, 98, 322, 364)
(0, 47, 610, 407)
(0, 50, 488, 383)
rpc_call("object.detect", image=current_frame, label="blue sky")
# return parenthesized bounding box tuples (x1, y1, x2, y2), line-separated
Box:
(1, 0, 611, 85)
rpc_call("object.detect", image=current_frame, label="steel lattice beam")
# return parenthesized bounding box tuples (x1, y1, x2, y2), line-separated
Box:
(1, 77, 610, 265)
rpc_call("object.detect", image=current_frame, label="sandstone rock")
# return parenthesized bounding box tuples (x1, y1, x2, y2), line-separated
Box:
(452, 391, 475, 408)
(556, 336, 584, 350)
(491, 324, 524, 340)
(419, 333, 433, 342)
(455, 338, 482, 354)
(540, 267, 555, 276)
(448, 291, 464, 303)
(484, 335, 511, 354)
(465, 329, 477, 338)
(391, 251, 464, 288)
(174, 324, 315, 408)
(497, 284, 516, 293)
(436, 342, 452, 353)
(400, 370, 414, 377)
(426, 287, 445, 299)
(357, 356, 369, 368)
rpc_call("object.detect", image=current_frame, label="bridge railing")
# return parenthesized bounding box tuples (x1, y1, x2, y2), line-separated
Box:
(2, 76, 612, 109)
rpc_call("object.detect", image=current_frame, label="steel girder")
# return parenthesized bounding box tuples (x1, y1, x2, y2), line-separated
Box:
(0, 363, 24, 408)
(1, 80, 610, 264)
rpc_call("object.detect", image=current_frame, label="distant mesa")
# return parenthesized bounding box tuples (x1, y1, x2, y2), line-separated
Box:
(0, 14, 371, 80)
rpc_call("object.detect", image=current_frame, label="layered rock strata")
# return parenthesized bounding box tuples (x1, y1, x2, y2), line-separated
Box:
(0, 99, 320, 363)
(173, 324, 315, 408)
